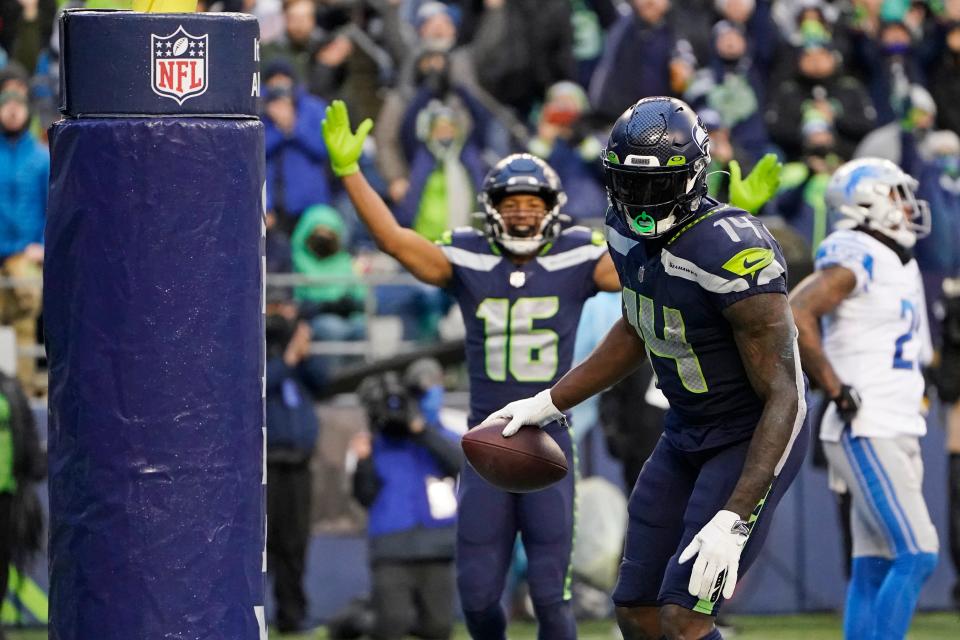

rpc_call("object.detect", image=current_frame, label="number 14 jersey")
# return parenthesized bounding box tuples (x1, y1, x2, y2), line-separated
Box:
(605, 199, 791, 452)
(438, 227, 607, 424)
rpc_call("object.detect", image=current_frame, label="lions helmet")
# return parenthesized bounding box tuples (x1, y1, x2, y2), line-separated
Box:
(825, 158, 931, 248)
(602, 97, 711, 238)
(479, 153, 567, 255)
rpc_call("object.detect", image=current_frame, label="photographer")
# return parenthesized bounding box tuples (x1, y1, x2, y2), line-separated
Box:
(265, 300, 326, 634)
(349, 370, 461, 640)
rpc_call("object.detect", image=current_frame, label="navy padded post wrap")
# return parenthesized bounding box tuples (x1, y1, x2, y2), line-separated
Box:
(46, 11, 265, 640)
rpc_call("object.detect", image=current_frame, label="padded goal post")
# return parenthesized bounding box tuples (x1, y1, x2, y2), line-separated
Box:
(45, 10, 266, 639)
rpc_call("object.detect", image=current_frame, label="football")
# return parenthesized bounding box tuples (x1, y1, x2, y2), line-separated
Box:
(461, 418, 567, 493)
(172, 37, 189, 57)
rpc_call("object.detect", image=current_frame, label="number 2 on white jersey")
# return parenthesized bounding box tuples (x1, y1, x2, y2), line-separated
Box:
(893, 298, 920, 370)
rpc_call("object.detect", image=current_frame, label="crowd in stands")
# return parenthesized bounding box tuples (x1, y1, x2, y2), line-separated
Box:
(4, 1, 960, 632)
(3, 0, 960, 365)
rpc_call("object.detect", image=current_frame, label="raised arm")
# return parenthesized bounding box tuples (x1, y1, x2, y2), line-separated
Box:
(322, 101, 453, 287)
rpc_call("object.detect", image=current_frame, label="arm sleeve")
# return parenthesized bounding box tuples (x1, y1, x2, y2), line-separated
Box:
(352, 456, 382, 508)
(413, 427, 462, 478)
(814, 235, 873, 294)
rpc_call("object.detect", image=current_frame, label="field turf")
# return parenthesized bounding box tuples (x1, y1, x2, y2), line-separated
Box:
(9, 612, 959, 639)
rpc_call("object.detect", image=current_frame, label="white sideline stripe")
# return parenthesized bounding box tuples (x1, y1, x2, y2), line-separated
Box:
(538, 244, 607, 271)
(439, 246, 502, 271)
(661, 249, 748, 294)
(255, 606, 267, 640)
(775, 336, 807, 476)
(605, 224, 638, 256)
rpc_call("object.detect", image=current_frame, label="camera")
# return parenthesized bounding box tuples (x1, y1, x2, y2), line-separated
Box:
(358, 372, 417, 437)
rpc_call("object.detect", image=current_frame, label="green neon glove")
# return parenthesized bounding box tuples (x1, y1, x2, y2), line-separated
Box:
(729, 153, 782, 215)
(321, 100, 373, 178)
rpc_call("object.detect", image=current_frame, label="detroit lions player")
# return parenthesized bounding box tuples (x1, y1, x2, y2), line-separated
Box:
(483, 97, 809, 640)
(322, 100, 620, 640)
(790, 158, 938, 640)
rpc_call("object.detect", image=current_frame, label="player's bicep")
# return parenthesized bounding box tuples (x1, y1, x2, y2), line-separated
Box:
(788, 266, 857, 320)
(723, 293, 801, 402)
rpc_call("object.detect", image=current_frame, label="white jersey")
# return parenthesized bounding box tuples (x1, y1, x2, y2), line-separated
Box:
(816, 229, 932, 442)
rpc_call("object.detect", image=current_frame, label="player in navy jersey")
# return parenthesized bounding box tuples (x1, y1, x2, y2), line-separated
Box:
(321, 100, 620, 640)
(483, 97, 810, 640)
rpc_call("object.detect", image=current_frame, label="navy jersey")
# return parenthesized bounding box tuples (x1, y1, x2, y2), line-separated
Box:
(605, 199, 789, 451)
(438, 227, 606, 423)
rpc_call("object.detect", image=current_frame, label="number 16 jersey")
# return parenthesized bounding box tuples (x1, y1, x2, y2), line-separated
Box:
(605, 199, 791, 452)
(438, 226, 607, 424)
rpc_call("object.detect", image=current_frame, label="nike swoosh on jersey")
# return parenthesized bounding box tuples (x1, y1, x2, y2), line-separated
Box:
(722, 248, 774, 278)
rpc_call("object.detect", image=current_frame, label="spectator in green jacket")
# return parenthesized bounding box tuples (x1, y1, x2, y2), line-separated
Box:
(291, 204, 367, 343)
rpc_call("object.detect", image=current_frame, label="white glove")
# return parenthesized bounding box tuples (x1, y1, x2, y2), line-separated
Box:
(678, 510, 749, 602)
(480, 389, 564, 437)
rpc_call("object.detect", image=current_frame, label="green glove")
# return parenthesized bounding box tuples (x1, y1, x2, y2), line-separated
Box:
(729, 153, 783, 215)
(321, 100, 374, 178)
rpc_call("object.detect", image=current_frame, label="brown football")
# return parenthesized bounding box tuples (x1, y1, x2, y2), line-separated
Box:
(461, 418, 568, 493)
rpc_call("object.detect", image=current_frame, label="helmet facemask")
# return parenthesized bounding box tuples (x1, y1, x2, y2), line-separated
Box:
(836, 175, 931, 249)
(603, 154, 709, 238)
(479, 180, 567, 256)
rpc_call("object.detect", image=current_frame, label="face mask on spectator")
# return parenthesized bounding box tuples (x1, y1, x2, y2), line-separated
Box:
(265, 85, 294, 103)
(422, 69, 449, 96)
(882, 41, 912, 56)
(306, 227, 340, 259)
(0, 91, 29, 139)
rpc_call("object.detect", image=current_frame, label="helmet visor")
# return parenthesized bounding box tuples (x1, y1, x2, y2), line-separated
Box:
(603, 163, 692, 208)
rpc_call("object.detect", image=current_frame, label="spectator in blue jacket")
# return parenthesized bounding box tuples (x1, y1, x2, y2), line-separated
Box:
(265, 301, 326, 634)
(850, 19, 927, 125)
(0, 77, 46, 393)
(263, 62, 334, 233)
(350, 370, 461, 640)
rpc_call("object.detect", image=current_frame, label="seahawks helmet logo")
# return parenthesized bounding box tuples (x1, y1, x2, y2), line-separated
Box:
(693, 122, 710, 156)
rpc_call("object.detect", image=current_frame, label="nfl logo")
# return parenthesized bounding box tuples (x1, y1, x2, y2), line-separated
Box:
(151, 26, 209, 105)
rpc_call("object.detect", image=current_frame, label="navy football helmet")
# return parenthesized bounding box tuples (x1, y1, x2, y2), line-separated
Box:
(479, 153, 567, 255)
(602, 97, 711, 238)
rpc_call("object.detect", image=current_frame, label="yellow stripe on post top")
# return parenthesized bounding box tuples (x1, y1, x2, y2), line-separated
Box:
(131, 0, 198, 12)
